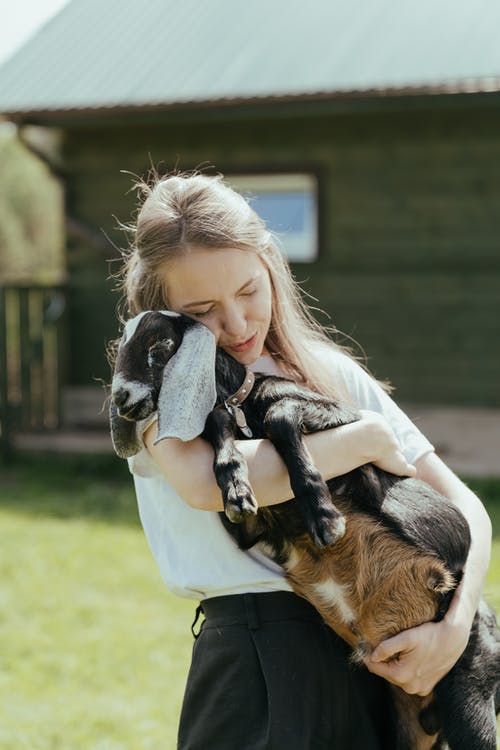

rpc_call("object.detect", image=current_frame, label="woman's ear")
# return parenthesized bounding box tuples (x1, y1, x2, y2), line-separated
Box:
(109, 399, 142, 458)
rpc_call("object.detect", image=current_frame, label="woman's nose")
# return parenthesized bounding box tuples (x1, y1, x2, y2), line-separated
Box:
(222, 307, 247, 337)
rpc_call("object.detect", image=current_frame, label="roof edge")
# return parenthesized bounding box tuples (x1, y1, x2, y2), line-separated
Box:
(2, 77, 500, 122)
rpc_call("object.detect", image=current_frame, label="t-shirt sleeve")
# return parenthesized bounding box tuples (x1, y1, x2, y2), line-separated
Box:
(127, 412, 163, 478)
(319, 347, 435, 465)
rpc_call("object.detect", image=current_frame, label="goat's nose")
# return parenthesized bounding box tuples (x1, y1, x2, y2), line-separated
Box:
(113, 387, 130, 409)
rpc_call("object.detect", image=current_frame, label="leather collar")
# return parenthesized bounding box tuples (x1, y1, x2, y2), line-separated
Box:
(224, 368, 255, 408)
(222, 367, 255, 437)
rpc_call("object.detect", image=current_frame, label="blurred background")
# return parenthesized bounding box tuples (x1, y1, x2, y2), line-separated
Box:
(0, 1, 499, 748)
(0, 0, 499, 469)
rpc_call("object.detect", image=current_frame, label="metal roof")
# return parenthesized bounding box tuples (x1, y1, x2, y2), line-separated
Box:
(1, 0, 500, 118)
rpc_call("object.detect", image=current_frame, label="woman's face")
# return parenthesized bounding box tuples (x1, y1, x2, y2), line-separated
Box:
(164, 247, 273, 365)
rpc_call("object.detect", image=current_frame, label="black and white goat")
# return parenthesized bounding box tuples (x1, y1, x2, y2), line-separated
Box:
(110, 310, 500, 750)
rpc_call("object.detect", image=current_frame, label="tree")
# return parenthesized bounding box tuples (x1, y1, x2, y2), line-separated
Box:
(0, 122, 64, 284)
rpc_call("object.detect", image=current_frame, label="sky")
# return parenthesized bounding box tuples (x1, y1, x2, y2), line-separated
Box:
(0, 0, 70, 66)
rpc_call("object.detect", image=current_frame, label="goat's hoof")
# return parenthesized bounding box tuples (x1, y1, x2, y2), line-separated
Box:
(310, 514, 346, 548)
(225, 492, 258, 524)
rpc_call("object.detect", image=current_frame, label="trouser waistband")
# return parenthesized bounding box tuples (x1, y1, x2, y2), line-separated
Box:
(200, 591, 323, 630)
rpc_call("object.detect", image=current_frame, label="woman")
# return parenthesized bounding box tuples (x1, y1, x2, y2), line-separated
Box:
(117, 171, 491, 749)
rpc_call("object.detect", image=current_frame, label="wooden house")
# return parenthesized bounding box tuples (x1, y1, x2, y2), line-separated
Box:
(0, 0, 499, 444)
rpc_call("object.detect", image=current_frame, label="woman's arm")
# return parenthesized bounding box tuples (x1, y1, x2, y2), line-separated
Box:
(143, 411, 416, 511)
(366, 451, 492, 696)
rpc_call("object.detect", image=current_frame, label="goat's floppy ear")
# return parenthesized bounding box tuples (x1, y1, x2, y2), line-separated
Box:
(109, 399, 142, 458)
(154, 323, 217, 444)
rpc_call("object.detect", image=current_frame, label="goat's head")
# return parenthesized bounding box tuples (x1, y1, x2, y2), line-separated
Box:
(110, 311, 190, 458)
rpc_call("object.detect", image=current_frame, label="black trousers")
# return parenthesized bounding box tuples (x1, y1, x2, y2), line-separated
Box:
(177, 591, 392, 750)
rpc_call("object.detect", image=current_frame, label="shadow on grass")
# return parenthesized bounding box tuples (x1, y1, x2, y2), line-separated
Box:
(0, 452, 140, 526)
(1, 452, 500, 534)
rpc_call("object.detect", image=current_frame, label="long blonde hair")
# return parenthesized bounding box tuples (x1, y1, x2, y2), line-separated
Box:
(115, 170, 375, 399)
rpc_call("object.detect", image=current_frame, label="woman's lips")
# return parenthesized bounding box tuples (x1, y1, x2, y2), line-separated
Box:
(228, 332, 258, 353)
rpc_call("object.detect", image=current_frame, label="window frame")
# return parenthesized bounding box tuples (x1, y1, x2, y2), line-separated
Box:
(226, 171, 320, 263)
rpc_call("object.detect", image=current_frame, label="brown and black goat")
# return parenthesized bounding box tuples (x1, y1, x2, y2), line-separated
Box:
(110, 311, 500, 750)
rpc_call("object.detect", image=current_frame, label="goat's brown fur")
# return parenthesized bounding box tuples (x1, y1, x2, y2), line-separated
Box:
(259, 496, 454, 748)
(274, 497, 455, 660)
(390, 691, 439, 750)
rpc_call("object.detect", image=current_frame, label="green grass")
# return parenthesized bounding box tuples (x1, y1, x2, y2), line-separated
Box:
(0, 454, 194, 750)
(1, 456, 499, 749)
(470, 478, 500, 614)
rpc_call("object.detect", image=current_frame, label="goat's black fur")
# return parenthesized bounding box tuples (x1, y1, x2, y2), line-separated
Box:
(110, 311, 500, 750)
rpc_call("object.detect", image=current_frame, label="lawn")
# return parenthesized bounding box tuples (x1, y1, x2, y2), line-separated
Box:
(0, 454, 194, 750)
(1, 454, 499, 749)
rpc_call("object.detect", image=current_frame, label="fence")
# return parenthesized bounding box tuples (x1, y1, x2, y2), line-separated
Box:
(0, 285, 65, 458)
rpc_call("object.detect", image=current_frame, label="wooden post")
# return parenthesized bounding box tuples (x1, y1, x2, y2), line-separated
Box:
(18, 288, 31, 430)
(0, 286, 12, 460)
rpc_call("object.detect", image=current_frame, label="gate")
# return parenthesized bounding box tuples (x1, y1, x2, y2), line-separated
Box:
(0, 285, 65, 458)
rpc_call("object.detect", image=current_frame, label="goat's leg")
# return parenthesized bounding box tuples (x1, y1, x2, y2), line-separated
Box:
(263, 399, 347, 546)
(273, 389, 361, 431)
(435, 681, 497, 750)
(203, 408, 259, 523)
(432, 604, 500, 750)
(434, 649, 499, 750)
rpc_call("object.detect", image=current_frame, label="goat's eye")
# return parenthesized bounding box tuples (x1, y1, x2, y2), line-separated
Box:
(147, 339, 174, 368)
(148, 352, 164, 368)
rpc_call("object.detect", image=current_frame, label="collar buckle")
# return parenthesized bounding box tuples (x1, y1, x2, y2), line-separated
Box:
(224, 368, 255, 438)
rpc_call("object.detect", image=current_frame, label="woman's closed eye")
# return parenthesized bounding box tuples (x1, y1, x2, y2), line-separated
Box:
(188, 286, 257, 318)
(191, 308, 213, 318)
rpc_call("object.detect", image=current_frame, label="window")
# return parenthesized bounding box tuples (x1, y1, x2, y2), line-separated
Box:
(227, 173, 318, 262)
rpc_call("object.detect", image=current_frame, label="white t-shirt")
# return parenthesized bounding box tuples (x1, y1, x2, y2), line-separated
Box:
(128, 346, 434, 600)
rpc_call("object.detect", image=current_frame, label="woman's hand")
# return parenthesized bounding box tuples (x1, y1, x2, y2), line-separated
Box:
(365, 611, 471, 695)
(359, 410, 417, 477)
